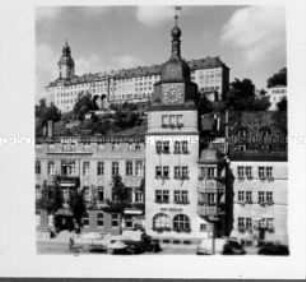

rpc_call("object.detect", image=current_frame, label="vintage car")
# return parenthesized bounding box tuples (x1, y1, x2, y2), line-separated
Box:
(196, 237, 246, 255)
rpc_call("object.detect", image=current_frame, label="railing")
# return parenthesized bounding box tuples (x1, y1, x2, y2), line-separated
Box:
(197, 205, 218, 217)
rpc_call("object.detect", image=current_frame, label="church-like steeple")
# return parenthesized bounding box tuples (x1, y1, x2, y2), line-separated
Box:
(160, 6, 191, 84)
(171, 6, 182, 59)
(58, 41, 75, 80)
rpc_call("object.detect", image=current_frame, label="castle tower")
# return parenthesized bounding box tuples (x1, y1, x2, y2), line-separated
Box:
(58, 41, 75, 80)
(145, 7, 204, 244)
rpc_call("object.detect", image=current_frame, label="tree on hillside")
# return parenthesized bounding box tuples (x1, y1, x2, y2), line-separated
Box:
(73, 92, 96, 120)
(267, 67, 287, 88)
(225, 78, 270, 111)
(35, 99, 61, 122)
(197, 95, 214, 115)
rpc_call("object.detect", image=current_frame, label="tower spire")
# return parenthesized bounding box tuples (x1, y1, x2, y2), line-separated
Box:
(171, 6, 182, 58)
(174, 6, 181, 26)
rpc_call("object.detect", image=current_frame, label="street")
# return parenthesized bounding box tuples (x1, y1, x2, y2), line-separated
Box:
(37, 240, 258, 255)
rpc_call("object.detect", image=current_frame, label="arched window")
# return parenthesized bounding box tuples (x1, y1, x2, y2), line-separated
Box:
(173, 214, 191, 232)
(153, 213, 171, 231)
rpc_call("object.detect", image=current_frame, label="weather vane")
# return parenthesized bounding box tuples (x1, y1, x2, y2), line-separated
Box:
(174, 6, 182, 26)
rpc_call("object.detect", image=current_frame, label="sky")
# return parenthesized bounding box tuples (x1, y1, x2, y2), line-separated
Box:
(36, 5, 286, 101)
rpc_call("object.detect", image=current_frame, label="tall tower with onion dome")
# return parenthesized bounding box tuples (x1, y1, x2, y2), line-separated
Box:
(145, 7, 209, 244)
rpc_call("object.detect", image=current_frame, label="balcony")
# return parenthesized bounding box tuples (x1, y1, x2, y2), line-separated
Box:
(198, 179, 224, 192)
(197, 205, 218, 217)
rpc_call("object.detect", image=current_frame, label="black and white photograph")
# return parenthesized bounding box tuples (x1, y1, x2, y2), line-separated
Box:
(35, 5, 288, 256)
(0, 0, 306, 279)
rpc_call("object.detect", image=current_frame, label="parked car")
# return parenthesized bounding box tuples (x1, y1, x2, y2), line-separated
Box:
(222, 238, 246, 255)
(196, 237, 246, 255)
(258, 242, 289, 256)
(69, 232, 107, 252)
(196, 238, 227, 255)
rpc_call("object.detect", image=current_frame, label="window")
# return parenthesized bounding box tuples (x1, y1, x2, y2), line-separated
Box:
(163, 166, 169, 179)
(200, 224, 207, 232)
(135, 161, 143, 176)
(266, 167, 273, 180)
(246, 218, 252, 231)
(126, 161, 133, 176)
(162, 115, 169, 128)
(83, 186, 90, 203)
(35, 160, 41, 174)
(162, 115, 183, 128)
(112, 162, 119, 176)
(266, 218, 274, 232)
(97, 162, 104, 175)
(134, 190, 143, 203)
(182, 141, 188, 154)
(47, 162, 54, 175)
(163, 141, 170, 154)
(258, 167, 265, 180)
(238, 217, 245, 231)
(156, 141, 162, 154)
(35, 185, 41, 200)
(246, 166, 252, 179)
(207, 167, 215, 179)
(125, 215, 133, 228)
(83, 162, 90, 176)
(97, 213, 104, 226)
(174, 166, 181, 179)
(153, 213, 171, 229)
(111, 213, 119, 227)
(238, 191, 245, 203)
(97, 186, 104, 202)
(174, 190, 189, 204)
(173, 214, 190, 232)
(174, 141, 181, 154)
(246, 191, 252, 204)
(207, 193, 216, 205)
(237, 166, 244, 179)
(155, 166, 162, 178)
(182, 166, 189, 179)
(266, 191, 274, 204)
(258, 191, 265, 204)
(82, 213, 89, 226)
(155, 190, 169, 203)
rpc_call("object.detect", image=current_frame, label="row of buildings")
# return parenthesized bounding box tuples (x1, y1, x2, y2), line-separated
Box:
(47, 41, 286, 113)
(36, 14, 288, 246)
(48, 41, 230, 112)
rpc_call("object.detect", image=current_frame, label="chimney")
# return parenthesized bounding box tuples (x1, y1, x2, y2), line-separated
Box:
(47, 120, 53, 138)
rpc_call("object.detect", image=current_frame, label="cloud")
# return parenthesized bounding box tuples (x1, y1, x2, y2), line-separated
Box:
(76, 54, 104, 74)
(136, 6, 173, 27)
(36, 43, 58, 101)
(36, 7, 62, 22)
(221, 6, 286, 63)
(111, 55, 144, 69)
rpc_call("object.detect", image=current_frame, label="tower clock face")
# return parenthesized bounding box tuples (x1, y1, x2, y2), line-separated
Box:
(162, 83, 184, 104)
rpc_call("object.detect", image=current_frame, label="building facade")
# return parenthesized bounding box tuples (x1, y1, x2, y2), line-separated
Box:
(230, 157, 288, 245)
(36, 135, 145, 233)
(46, 42, 229, 113)
(267, 86, 287, 110)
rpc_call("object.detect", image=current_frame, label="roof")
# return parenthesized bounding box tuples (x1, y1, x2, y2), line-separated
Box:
(46, 56, 229, 88)
(229, 151, 287, 162)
